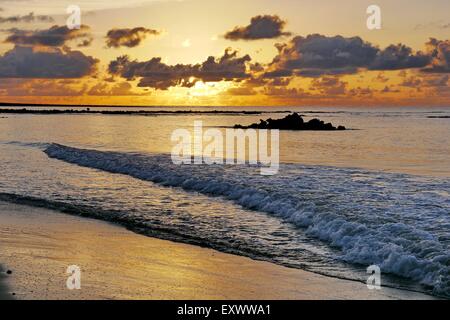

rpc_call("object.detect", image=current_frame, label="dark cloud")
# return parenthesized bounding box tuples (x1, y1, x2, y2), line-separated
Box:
(267, 34, 378, 77)
(78, 38, 93, 47)
(263, 69, 293, 78)
(109, 48, 252, 90)
(0, 12, 54, 24)
(310, 77, 347, 95)
(423, 38, 450, 73)
(0, 45, 98, 78)
(370, 44, 430, 70)
(348, 87, 374, 97)
(279, 34, 377, 69)
(381, 85, 400, 93)
(404, 74, 448, 90)
(267, 77, 291, 87)
(224, 15, 291, 41)
(267, 34, 435, 77)
(375, 72, 389, 83)
(106, 27, 161, 48)
(296, 67, 358, 77)
(425, 74, 449, 87)
(4, 25, 92, 47)
(400, 76, 423, 89)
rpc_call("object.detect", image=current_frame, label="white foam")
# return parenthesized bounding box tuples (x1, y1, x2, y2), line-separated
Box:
(44, 143, 450, 297)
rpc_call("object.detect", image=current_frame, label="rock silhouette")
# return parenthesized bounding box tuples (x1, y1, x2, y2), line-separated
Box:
(234, 113, 346, 131)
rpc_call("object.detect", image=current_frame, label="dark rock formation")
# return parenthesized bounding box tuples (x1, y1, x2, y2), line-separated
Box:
(234, 113, 346, 131)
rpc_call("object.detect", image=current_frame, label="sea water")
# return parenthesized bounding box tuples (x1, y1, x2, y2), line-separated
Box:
(0, 106, 449, 297)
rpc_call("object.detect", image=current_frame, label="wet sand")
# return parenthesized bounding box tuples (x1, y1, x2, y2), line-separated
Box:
(0, 201, 435, 300)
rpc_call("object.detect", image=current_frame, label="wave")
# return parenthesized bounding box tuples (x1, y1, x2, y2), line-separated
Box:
(0, 191, 340, 282)
(0, 192, 244, 250)
(42, 143, 450, 297)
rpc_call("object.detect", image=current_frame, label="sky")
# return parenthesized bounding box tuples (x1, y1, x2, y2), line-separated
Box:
(0, 0, 449, 106)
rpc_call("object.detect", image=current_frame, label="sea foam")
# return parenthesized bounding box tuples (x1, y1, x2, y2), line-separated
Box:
(44, 143, 450, 297)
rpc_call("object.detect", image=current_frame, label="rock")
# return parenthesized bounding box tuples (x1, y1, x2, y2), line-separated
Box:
(6, 270, 12, 275)
(234, 113, 346, 131)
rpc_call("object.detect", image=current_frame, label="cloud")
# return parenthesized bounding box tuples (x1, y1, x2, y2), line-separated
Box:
(370, 44, 430, 70)
(0, 45, 98, 78)
(263, 69, 293, 78)
(109, 48, 252, 90)
(87, 81, 143, 96)
(106, 27, 161, 48)
(400, 76, 423, 89)
(348, 87, 374, 97)
(310, 76, 347, 95)
(226, 86, 257, 96)
(267, 34, 378, 77)
(0, 77, 146, 98)
(423, 38, 450, 73)
(224, 15, 291, 41)
(267, 34, 436, 77)
(0, 12, 54, 24)
(78, 38, 93, 47)
(4, 25, 92, 47)
(381, 85, 400, 93)
(398, 73, 449, 96)
(375, 72, 389, 83)
(425, 74, 449, 87)
(0, 78, 90, 97)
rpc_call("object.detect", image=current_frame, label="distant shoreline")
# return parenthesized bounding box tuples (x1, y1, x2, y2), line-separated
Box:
(0, 102, 289, 110)
(0, 108, 290, 116)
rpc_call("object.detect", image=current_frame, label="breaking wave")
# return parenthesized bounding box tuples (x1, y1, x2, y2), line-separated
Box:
(42, 143, 450, 297)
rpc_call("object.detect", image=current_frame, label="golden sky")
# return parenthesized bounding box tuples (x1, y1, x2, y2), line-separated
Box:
(0, 0, 449, 106)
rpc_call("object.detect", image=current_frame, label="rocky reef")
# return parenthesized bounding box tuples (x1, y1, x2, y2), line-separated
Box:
(234, 113, 346, 131)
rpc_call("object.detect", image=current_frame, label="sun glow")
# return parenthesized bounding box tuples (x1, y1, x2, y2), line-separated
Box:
(188, 81, 231, 97)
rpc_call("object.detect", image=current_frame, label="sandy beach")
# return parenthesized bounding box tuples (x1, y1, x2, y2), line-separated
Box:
(0, 201, 435, 300)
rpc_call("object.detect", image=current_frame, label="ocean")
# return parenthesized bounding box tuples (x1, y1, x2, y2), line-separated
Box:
(0, 106, 449, 298)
